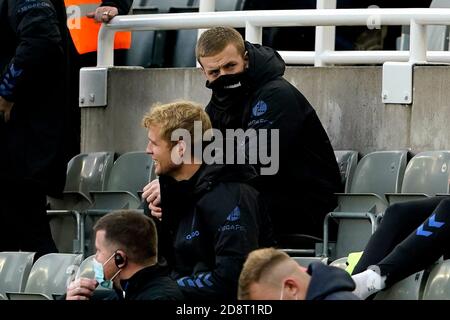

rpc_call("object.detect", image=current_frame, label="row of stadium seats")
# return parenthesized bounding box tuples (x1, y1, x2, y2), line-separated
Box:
(1, 251, 450, 300)
(0, 252, 104, 300)
(325, 150, 450, 261)
(46, 149, 450, 262)
(46, 151, 154, 256)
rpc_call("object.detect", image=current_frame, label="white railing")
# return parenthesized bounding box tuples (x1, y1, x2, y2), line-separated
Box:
(97, 8, 450, 67)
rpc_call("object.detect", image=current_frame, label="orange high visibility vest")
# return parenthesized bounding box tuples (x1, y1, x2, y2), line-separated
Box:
(65, 0, 131, 54)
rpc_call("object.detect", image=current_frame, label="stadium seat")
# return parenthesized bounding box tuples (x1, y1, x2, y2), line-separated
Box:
(48, 211, 84, 255)
(329, 257, 347, 270)
(47, 152, 114, 255)
(48, 152, 115, 210)
(89, 151, 153, 210)
(323, 151, 408, 259)
(76, 255, 95, 279)
(84, 152, 153, 255)
(374, 271, 426, 300)
(292, 257, 328, 268)
(6, 253, 83, 300)
(0, 252, 35, 298)
(422, 259, 450, 300)
(334, 150, 358, 193)
(386, 151, 450, 205)
(427, 0, 450, 51)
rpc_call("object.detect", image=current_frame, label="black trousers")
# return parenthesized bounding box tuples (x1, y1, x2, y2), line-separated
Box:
(352, 196, 450, 286)
(0, 177, 57, 260)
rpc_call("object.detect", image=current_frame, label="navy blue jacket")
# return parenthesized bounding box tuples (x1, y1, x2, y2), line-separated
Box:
(158, 164, 274, 301)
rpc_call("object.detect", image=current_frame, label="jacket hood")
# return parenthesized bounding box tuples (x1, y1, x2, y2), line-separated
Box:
(245, 41, 285, 88)
(193, 164, 257, 196)
(159, 164, 258, 198)
(305, 262, 357, 300)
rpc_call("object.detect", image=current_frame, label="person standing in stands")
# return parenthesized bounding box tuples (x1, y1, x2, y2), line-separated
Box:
(65, 0, 132, 157)
(0, 0, 71, 258)
(66, 210, 183, 300)
(238, 248, 359, 300)
(142, 101, 273, 300)
(144, 27, 342, 245)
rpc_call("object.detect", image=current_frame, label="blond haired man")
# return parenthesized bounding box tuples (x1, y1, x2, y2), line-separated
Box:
(238, 248, 358, 300)
(142, 100, 273, 301)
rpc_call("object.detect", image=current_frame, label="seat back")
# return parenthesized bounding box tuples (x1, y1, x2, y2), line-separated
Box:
(423, 260, 450, 300)
(24, 253, 83, 297)
(75, 255, 95, 279)
(375, 271, 425, 300)
(349, 150, 407, 196)
(401, 151, 450, 195)
(105, 152, 153, 196)
(329, 257, 347, 270)
(48, 212, 82, 254)
(0, 252, 35, 296)
(335, 219, 373, 259)
(334, 150, 358, 192)
(428, 0, 450, 50)
(65, 152, 115, 196)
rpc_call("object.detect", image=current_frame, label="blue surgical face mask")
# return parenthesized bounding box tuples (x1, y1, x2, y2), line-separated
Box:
(93, 252, 119, 289)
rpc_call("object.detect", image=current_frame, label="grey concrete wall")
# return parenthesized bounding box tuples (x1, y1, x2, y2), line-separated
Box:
(81, 65, 449, 156)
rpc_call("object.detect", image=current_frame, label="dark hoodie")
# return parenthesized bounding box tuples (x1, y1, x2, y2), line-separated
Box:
(205, 41, 342, 239)
(158, 164, 274, 301)
(305, 262, 359, 300)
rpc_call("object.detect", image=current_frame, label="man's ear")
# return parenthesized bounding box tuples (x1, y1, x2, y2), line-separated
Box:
(244, 51, 249, 68)
(177, 139, 187, 158)
(285, 278, 299, 297)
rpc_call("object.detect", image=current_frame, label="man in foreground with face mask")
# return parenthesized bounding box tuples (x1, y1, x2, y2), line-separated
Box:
(144, 27, 342, 246)
(238, 248, 358, 300)
(66, 210, 183, 300)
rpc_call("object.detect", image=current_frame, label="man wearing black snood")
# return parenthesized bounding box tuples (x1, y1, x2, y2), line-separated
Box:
(195, 27, 342, 245)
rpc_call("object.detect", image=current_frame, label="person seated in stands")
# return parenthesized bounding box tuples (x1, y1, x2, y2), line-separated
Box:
(351, 197, 450, 299)
(141, 100, 274, 301)
(143, 26, 342, 248)
(238, 248, 359, 300)
(66, 210, 183, 300)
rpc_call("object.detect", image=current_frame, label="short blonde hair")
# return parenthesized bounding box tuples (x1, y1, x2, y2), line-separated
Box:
(196, 27, 245, 62)
(142, 100, 212, 150)
(238, 248, 291, 300)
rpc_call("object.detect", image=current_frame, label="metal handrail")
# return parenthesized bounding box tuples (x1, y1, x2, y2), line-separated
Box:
(97, 8, 450, 67)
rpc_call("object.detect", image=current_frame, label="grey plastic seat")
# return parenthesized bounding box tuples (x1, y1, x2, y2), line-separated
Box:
(427, 0, 450, 51)
(89, 151, 153, 210)
(47, 152, 114, 254)
(334, 150, 358, 193)
(329, 257, 348, 270)
(48, 152, 114, 210)
(422, 259, 450, 300)
(48, 212, 84, 254)
(387, 151, 450, 205)
(84, 152, 153, 255)
(375, 271, 425, 300)
(323, 151, 408, 259)
(75, 255, 96, 280)
(292, 257, 328, 268)
(0, 252, 35, 298)
(6, 253, 83, 300)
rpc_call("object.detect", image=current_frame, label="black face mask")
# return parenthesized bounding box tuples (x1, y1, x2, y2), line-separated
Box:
(206, 72, 249, 130)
